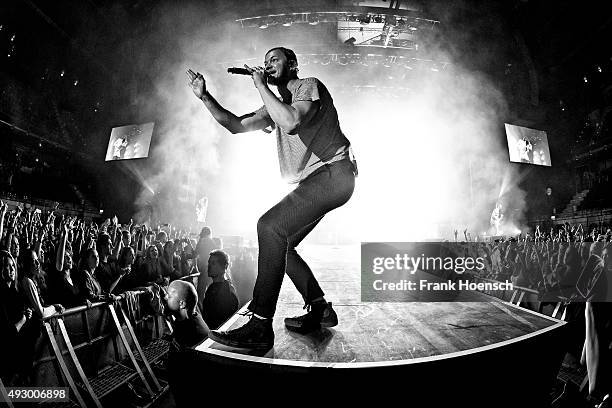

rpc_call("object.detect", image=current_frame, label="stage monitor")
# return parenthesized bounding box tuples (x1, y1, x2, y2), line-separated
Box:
(105, 122, 154, 161)
(504, 123, 551, 166)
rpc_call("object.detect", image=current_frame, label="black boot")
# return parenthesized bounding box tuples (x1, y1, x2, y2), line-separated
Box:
(284, 301, 338, 334)
(209, 312, 274, 350)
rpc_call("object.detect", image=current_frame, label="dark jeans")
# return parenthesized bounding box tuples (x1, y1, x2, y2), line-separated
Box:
(249, 158, 356, 318)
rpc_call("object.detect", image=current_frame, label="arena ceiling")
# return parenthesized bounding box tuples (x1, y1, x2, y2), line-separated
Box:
(1, 0, 611, 153)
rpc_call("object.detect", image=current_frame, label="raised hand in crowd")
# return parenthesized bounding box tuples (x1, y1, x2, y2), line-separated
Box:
(0, 199, 8, 239)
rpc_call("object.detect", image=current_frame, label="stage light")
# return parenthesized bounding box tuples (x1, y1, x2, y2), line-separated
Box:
(259, 21, 269, 29)
(282, 17, 292, 27)
(597, 65, 602, 72)
(308, 14, 319, 25)
(358, 15, 371, 25)
(583, 75, 588, 83)
(10, 33, 15, 42)
(60, 70, 65, 77)
(409, 25, 418, 31)
(73, 79, 79, 86)
(100, 209, 104, 214)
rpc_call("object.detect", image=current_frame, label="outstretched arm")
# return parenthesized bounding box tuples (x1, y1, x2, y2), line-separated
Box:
(56, 225, 68, 272)
(186, 69, 273, 134)
(0, 201, 7, 243)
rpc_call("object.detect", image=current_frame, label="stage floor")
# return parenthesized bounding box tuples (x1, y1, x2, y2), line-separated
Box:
(195, 244, 565, 367)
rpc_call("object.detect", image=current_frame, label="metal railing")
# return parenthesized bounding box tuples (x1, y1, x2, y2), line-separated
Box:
(472, 275, 567, 320)
(34, 289, 168, 407)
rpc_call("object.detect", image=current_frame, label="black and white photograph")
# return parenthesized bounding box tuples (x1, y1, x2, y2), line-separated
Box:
(1, 1, 611, 407)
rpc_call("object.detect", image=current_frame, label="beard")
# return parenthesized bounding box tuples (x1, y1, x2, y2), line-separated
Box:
(266, 74, 280, 86)
(266, 67, 294, 86)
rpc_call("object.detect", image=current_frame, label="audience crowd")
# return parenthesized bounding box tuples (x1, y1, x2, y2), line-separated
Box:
(451, 223, 612, 301)
(1, 198, 610, 406)
(0, 199, 251, 386)
(451, 223, 611, 406)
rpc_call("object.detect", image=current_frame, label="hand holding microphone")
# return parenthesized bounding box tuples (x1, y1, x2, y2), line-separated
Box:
(227, 67, 252, 75)
(228, 64, 268, 88)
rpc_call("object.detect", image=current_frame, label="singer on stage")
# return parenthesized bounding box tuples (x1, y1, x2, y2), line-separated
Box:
(186, 47, 356, 349)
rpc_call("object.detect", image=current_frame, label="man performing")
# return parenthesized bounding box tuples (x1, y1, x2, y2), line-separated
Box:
(490, 202, 504, 235)
(112, 136, 129, 160)
(186, 47, 356, 349)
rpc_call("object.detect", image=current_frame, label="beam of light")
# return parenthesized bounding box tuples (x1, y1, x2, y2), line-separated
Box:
(334, 97, 469, 242)
(212, 131, 295, 237)
(129, 5, 520, 242)
(116, 160, 155, 195)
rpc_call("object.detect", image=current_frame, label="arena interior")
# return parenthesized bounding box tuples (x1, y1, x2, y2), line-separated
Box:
(1, 1, 611, 407)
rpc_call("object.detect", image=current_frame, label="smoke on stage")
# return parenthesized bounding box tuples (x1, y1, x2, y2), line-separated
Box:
(112, 2, 527, 241)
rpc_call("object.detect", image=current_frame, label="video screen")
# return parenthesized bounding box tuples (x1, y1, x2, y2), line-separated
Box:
(504, 123, 551, 166)
(105, 122, 154, 161)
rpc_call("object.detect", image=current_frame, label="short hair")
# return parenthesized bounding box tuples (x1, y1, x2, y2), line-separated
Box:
(200, 226, 211, 238)
(78, 248, 98, 270)
(209, 249, 230, 269)
(97, 232, 112, 249)
(266, 47, 298, 66)
(157, 231, 168, 241)
(171, 280, 198, 316)
(118, 246, 135, 268)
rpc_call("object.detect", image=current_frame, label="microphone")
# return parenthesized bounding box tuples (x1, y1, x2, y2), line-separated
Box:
(227, 67, 252, 75)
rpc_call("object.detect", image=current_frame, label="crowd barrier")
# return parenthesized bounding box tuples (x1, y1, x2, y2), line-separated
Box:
(472, 275, 568, 320)
(0, 377, 13, 408)
(24, 288, 171, 407)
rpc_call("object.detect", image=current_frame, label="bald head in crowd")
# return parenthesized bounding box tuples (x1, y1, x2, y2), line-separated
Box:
(167, 280, 198, 317)
(165, 280, 209, 348)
